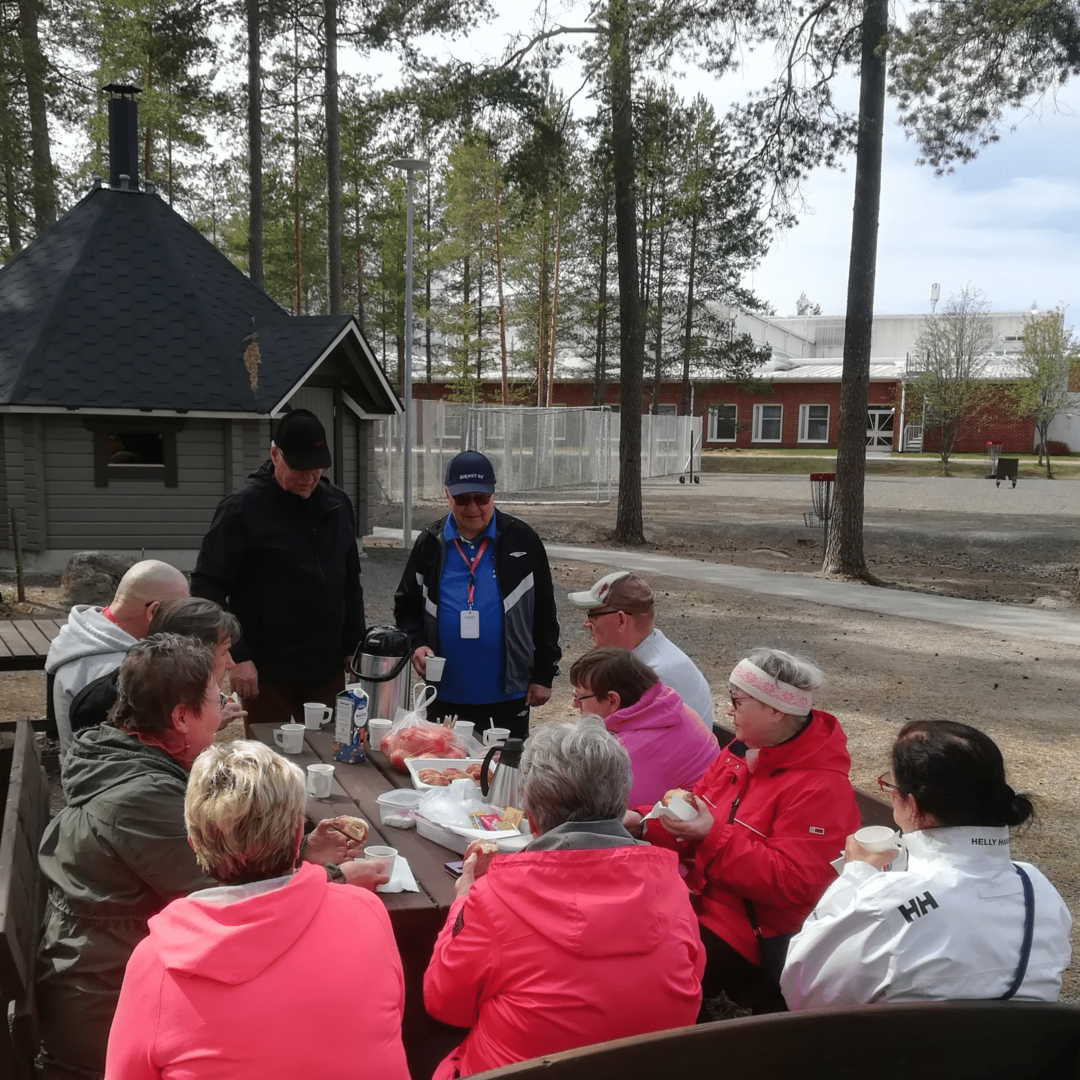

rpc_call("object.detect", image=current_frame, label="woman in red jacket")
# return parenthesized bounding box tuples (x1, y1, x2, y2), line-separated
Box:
(424, 716, 704, 1079)
(626, 648, 860, 1015)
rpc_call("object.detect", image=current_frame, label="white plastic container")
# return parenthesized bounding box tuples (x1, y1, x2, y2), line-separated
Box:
(405, 757, 484, 790)
(368, 717, 393, 751)
(376, 788, 422, 829)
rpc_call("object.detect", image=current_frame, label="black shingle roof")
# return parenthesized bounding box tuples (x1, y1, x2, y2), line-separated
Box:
(0, 185, 397, 414)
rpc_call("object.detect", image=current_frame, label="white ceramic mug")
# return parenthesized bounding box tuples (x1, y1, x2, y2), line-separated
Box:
(854, 825, 901, 853)
(303, 702, 333, 730)
(424, 655, 446, 682)
(483, 726, 511, 746)
(363, 845, 398, 877)
(274, 723, 306, 754)
(306, 763, 334, 799)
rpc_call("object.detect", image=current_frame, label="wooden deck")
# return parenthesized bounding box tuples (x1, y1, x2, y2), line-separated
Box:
(0, 619, 64, 673)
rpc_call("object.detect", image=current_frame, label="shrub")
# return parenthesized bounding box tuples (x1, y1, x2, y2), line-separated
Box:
(1046, 440, 1072, 457)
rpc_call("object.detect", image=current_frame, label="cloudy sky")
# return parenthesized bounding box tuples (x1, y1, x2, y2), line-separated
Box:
(355, 6, 1080, 330)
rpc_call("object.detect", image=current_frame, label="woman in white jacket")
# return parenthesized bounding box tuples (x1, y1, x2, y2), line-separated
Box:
(781, 720, 1071, 1009)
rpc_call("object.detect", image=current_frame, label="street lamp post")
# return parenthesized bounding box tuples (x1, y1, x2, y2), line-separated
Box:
(390, 157, 430, 549)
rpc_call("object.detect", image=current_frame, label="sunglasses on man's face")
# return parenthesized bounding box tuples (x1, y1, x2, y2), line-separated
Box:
(452, 493, 492, 507)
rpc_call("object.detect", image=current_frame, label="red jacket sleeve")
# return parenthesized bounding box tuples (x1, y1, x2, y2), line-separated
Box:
(424, 890, 501, 1029)
(695, 773, 858, 910)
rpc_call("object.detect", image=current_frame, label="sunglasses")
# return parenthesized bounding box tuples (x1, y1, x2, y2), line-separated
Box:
(452, 493, 492, 507)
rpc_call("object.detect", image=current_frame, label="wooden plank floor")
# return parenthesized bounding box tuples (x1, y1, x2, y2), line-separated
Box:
(0, 619, 64, 673)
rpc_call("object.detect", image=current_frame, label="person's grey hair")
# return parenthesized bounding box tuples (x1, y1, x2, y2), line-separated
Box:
(744, 647, 823, 706)
(520, 717, 632, 835)
(149, 596, 242, 649)
(185, 740, 305, 884)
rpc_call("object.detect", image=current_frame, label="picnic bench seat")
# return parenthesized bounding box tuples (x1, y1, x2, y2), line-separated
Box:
(0, 723, 50, 1079)
(471, 1001, 1080, 1079)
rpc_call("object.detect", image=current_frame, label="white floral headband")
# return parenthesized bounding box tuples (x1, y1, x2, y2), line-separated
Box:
(729, 659, 813, 715)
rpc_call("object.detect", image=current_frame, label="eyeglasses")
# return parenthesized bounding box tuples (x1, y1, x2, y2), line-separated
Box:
(584, 608, 619, 623)
(452, 493, 492, 507)
(877, 773, 900, 794)
(729, 693, 753, 709)
(572, 692, 598, 706)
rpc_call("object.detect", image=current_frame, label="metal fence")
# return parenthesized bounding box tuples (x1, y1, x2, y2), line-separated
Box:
(374, 402, 701, 504)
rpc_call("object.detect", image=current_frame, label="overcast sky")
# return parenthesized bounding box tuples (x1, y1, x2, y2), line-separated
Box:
(352, 7, 1080, 329)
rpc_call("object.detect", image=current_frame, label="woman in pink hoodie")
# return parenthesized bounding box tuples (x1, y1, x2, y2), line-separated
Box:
(104, 741, 409, 1080)
(425, 717, 704, 1078)
(570, 647, 719, 808)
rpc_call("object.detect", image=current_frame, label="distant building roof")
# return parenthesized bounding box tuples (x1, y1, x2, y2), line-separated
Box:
(0, 185, 399, 416)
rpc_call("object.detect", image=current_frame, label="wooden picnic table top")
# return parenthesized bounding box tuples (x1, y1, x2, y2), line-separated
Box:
(0, 618, 64, 672)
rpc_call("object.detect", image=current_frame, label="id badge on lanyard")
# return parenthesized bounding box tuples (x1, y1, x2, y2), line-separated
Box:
(454, 537, 488, 640)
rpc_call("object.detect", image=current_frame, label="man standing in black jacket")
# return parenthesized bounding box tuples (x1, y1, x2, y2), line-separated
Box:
(394, 451, 560, 740)
(192, 409, 365, 731)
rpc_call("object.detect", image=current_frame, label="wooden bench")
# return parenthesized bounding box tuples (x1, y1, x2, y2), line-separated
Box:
(0, 618, 64, 672)
(471, 1001, 1080, 1079)
(0, 723, 50, 1079)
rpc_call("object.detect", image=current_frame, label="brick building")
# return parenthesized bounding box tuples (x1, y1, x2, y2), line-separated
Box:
(414, 308, 1054, 454)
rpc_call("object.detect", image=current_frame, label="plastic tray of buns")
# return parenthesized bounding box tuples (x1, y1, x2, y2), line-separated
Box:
(405, 758, 485, 790)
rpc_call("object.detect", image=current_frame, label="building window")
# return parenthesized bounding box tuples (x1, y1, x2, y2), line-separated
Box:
(709, 403, 737, 442)
(84, 419, 183, 487)
(752, 403, 783, 442)
(798, 404, 830, 442)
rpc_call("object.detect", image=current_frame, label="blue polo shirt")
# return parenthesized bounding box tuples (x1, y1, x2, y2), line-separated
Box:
(436, 514, 523, 705)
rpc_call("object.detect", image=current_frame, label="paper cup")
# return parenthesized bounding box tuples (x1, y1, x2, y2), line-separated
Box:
(453, 720, 475, 741)
(363, 845, 398, 877)
(274, 723, 306, 754)
(424, 655, 446, 682)
(483, 726, 511, 746)
(854, 825, 901, 853)
(303, 702, 333, 729)
(306, 763, 334, 799)
(368, 717, 393, 749)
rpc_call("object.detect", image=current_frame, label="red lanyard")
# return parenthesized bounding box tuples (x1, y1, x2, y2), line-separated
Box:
(453, 537, 489, 607)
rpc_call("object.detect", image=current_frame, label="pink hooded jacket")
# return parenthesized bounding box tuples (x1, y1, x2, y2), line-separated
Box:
(605, 681, 719, 807)
(424, 842, 704, 1079)
(104, 862, 409, 1080)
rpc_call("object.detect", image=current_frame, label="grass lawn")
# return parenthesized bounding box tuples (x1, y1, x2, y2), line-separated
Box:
(701, 451, 1080, 479)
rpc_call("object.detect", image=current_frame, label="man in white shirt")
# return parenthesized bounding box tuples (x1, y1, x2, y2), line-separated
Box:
(567, 571, 714, 725)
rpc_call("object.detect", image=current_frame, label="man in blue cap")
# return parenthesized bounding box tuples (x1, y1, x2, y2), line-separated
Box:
(394, 450, 561, 739)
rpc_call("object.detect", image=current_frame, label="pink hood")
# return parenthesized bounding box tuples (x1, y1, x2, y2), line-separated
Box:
(146, 862, 327, 984)
(604, 682, 719, 807)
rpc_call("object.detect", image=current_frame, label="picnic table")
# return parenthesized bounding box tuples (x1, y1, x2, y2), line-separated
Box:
(248, 724, 464, 1080)
(0, 618, 64, 672)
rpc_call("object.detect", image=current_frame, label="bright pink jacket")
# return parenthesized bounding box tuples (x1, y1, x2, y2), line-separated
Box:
(642, 709, 860, 964)
(424, 844, 704, 1079)
(605, 681, 718, 807)
(104, 862, 409, 1080)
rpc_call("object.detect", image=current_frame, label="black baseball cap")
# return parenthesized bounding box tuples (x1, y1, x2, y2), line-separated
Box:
(445, 450, 496, 496)
(273, 409, 332, 470)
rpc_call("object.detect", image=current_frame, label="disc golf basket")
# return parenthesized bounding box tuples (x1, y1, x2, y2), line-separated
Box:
(804, 472, 835, 550)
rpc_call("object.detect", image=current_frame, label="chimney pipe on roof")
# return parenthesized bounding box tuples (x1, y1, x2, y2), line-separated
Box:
(103, 83, 141, 189)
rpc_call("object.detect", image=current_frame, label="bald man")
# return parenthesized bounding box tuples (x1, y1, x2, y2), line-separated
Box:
(45, 560, 189, 754)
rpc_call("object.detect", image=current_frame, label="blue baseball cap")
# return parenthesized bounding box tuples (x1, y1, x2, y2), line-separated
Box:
(445, 451, 496, 496)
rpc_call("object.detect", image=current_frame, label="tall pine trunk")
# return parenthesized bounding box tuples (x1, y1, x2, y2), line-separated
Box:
(823, 0, 887, 579)
(651, 207, 666, 412)
(18, 0, 55, 230)
(325, 0, 342, 313)
(546, 185, 563, 408)
(680, 213, 698, 415)
(292, 19, 302, 313)
(493, 176, 509, 405)
(593, 192, 609, 407)
(610, 0, 645, 544)
(247, 0, 263, 287)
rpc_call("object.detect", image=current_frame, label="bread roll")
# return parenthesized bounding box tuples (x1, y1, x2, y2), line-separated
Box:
(463, 839, 499, 877)
(327, 815, 369, 845)
(661, 789, 699, 811)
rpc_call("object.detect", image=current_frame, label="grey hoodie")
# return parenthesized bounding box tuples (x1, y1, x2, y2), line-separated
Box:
(44, 605, 136, 753)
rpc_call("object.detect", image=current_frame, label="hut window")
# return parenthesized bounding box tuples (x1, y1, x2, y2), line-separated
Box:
(84, 420, 182, 487)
